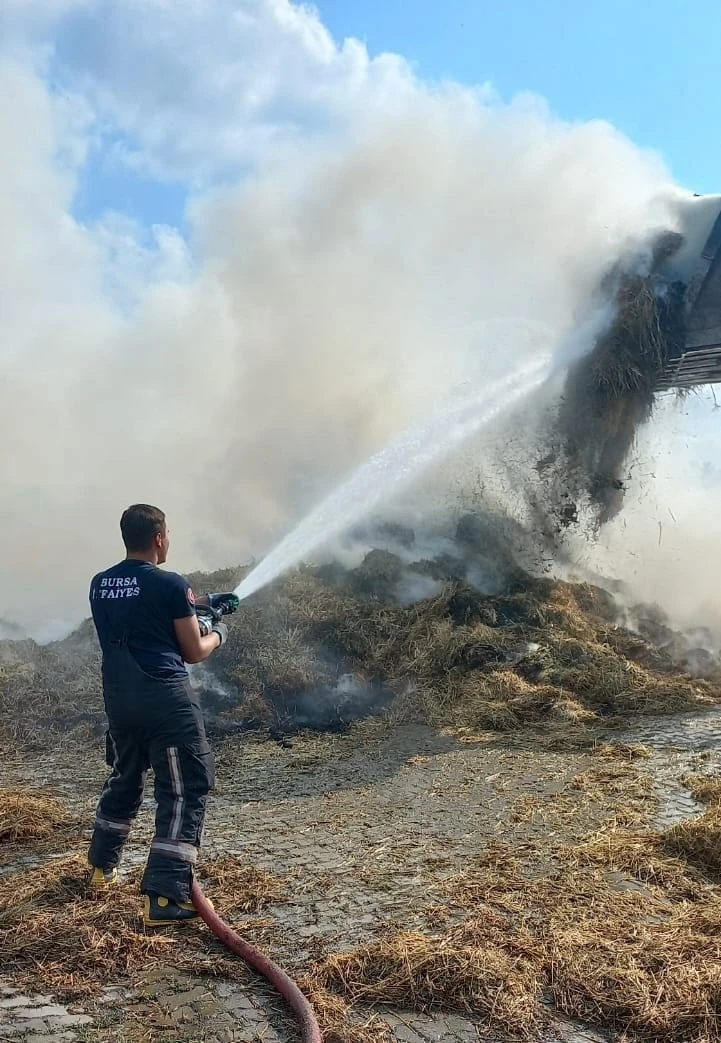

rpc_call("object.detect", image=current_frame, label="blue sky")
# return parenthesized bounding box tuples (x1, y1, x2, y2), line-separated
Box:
(62, 0, 721, 232)
(317, 0, 720, 194)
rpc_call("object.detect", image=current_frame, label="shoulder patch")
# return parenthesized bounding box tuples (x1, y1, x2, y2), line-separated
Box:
(187, 588, 196, 606)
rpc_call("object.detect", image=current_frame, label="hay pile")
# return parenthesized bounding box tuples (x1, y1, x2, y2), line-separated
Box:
(207, 563, 719, 734)
(2, 555, 718, 744)
(0, 618, 102, 747)
(0, 228, 709, 748)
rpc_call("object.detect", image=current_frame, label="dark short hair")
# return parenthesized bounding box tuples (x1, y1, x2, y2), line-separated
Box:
(120, 504, 166, 551)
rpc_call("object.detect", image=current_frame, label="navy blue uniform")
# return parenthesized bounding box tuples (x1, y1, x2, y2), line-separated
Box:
(90, 561, 195, 682)
(87, 560, 215, 903)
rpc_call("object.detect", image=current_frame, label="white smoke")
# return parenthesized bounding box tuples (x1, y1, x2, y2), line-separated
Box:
(0, 0, 715, 636)
(573, 390, 721, 633)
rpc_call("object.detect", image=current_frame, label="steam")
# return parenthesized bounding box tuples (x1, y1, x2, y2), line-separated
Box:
(233, 356, 552, 601)
(0, 0, 716, 636)
(576, 390, 721, 633)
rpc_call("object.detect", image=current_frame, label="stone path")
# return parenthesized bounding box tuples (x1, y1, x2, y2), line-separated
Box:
(0, 985, 90, 1041)
(9, 711, 716, 1043)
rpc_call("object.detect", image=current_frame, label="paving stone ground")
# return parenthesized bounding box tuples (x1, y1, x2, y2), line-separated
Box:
(4, 712, 718, 1042)
(0, 985, 91, 1040)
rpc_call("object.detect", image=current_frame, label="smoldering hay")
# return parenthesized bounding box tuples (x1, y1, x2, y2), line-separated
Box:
(0, 0, 718, 637)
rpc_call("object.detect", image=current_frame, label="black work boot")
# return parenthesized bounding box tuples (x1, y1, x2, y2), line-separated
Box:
(143, 893, 201, 927)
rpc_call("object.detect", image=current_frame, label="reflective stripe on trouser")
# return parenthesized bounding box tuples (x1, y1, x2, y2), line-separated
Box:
(87, 642, 215, 904)
(87, 729, 147, 870)
(140, 741, 214, 902)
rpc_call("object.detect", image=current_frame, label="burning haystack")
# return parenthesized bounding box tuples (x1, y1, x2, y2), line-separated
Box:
(3, 514, 717, 749)
(204, 545, 719, 735)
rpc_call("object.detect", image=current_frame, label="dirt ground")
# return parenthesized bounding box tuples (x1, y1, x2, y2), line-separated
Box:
(1, 710, 719, 1043)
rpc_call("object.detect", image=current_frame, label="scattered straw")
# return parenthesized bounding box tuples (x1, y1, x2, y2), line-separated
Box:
(682, 774, 721, 806)
(0, 788, 72, 842)
(315, 926, 546, 1039)
(314, 840, 721, 1043)
(200, 855, 290, 913)
(0, 854, 282, 1000)
(300, 983, 394, 1043)
(663, 807, 721, 877)
(0, 850, 391, 1042)
(564, 825, 705, 899)
(591, 741, 654, 761)
(543, 861, 721, 1041)
(0, 856, 172, 996)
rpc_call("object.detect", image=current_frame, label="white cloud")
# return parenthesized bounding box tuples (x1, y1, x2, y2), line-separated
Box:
(7, 0, 412, 183)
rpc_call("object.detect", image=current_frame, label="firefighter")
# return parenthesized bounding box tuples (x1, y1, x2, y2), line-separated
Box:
(86, 503, 239, 926)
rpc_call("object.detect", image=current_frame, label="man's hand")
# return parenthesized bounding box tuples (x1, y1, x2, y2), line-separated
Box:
(174, 616, 227, 664)
(197, 610, 228, 647)
(208, 592, 240, 615)
(212, 621, 229, 647)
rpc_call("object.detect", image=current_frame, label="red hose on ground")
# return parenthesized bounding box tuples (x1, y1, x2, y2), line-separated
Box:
(190, 878, 323, 1043)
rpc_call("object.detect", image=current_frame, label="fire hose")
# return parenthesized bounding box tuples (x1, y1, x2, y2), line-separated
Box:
(190, 878, 322, 1042)
(194, 604, 323, 1042)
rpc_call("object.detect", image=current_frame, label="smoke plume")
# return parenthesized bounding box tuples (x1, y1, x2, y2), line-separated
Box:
(0, 0, 717, 637)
